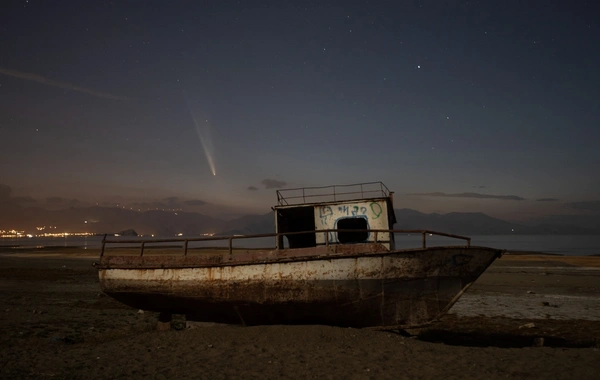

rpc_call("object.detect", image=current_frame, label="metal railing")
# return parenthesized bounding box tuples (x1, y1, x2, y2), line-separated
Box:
(100, 229, 471, 258)
(276, 182, 391, 206)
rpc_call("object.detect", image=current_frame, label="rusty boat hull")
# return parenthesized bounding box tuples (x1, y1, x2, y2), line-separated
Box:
(96, 244, 502, 328)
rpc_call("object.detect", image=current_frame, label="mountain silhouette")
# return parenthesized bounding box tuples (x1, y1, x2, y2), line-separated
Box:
(0, 199, 598, 236)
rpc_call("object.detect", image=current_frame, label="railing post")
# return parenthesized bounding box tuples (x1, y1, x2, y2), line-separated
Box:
(325, 231, 329, 247)
(100, 234, 107, 258)
(467, 238, 471, 247)
(421, 232, 426, 249)
(140, 242, 145, 257)
(184, 240, 189, 256)
(228, 237, 233, 260)
(374, 230, 378, 243)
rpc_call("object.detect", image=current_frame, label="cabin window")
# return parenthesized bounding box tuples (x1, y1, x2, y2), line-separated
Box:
(337, 217, 369, 243)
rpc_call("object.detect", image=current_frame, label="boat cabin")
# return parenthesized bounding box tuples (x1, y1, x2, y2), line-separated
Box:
(273, 182, 397, 250)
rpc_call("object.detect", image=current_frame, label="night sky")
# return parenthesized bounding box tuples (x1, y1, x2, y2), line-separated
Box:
(1, 0, 599, 221)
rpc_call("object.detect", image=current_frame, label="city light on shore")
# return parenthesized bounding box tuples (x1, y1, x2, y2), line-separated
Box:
(0, 230, 217, 238)
(0, 230, 96, 238)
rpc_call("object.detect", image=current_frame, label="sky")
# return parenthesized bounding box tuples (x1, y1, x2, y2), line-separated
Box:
(1, 0, 599, 221)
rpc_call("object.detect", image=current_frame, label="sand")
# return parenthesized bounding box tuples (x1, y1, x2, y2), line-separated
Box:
(0, 250, 599, 379)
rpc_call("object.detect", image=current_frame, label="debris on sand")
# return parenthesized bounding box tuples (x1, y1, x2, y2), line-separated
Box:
(532, 337, 545, 347)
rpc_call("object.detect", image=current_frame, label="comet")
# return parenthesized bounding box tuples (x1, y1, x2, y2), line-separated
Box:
(183, 91, 217, 176)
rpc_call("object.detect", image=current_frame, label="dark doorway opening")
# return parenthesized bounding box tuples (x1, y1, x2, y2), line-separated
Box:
(276, 206, 316, 248)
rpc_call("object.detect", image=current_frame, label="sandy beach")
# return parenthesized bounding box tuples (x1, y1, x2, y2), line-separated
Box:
(0, 249, 598, 379)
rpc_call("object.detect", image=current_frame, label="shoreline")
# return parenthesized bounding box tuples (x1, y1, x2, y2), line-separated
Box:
(0, 245, 598, 257)
(2, 234, 599, 258)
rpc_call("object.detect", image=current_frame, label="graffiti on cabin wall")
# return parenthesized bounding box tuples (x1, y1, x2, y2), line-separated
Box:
(336, 205, 368, 217)
(319, 205, 334, 224)
(317, 201, 387, 228)
(369, 202, 383, 219)
(315, 200, 390, 246)
(318, 202, 385, 226)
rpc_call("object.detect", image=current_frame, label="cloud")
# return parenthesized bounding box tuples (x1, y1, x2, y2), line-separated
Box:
(409, 192, 526, 201)
(566, 200, 600, 212)
(261, 178, 287, 189)
(0, 184, 11, 199)
(536, 198, 559, 202)
(472, 185, 488, 189)
(0, 66, 130, 101)
(247, 186, 258, 191)
(184, 199, 208, 206)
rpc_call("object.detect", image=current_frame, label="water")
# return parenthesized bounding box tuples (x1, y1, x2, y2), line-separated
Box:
(470, 235, 600, 256)
(1, 234, 599, 256)
(393, 234, 600, 256)
(0, 235, 278, 251)
(0, 236, 103, 250)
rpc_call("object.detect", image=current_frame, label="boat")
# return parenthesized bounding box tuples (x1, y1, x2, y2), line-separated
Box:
(94, 182, 503, 329)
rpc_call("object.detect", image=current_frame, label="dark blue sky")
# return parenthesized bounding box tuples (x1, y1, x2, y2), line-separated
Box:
(1, 0, 599, 220)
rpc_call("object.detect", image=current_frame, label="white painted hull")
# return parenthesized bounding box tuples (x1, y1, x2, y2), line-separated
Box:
(97, 246, 502, 328)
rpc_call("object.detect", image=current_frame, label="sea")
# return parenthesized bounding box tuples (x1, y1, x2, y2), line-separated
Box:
(1, 234, 599, 256)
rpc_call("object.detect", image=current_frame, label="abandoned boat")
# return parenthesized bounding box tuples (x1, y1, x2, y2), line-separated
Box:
(94, 182, 503, 328)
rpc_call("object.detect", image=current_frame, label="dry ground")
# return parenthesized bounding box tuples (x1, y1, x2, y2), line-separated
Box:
(0, 250, 598, 379)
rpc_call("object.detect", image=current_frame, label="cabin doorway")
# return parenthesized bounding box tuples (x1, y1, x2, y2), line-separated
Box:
(276, 206, 316, 248)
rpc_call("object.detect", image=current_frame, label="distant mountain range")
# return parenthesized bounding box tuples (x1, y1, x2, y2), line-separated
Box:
(1, 200, 599, 236)
(391, 208, 599, 235)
